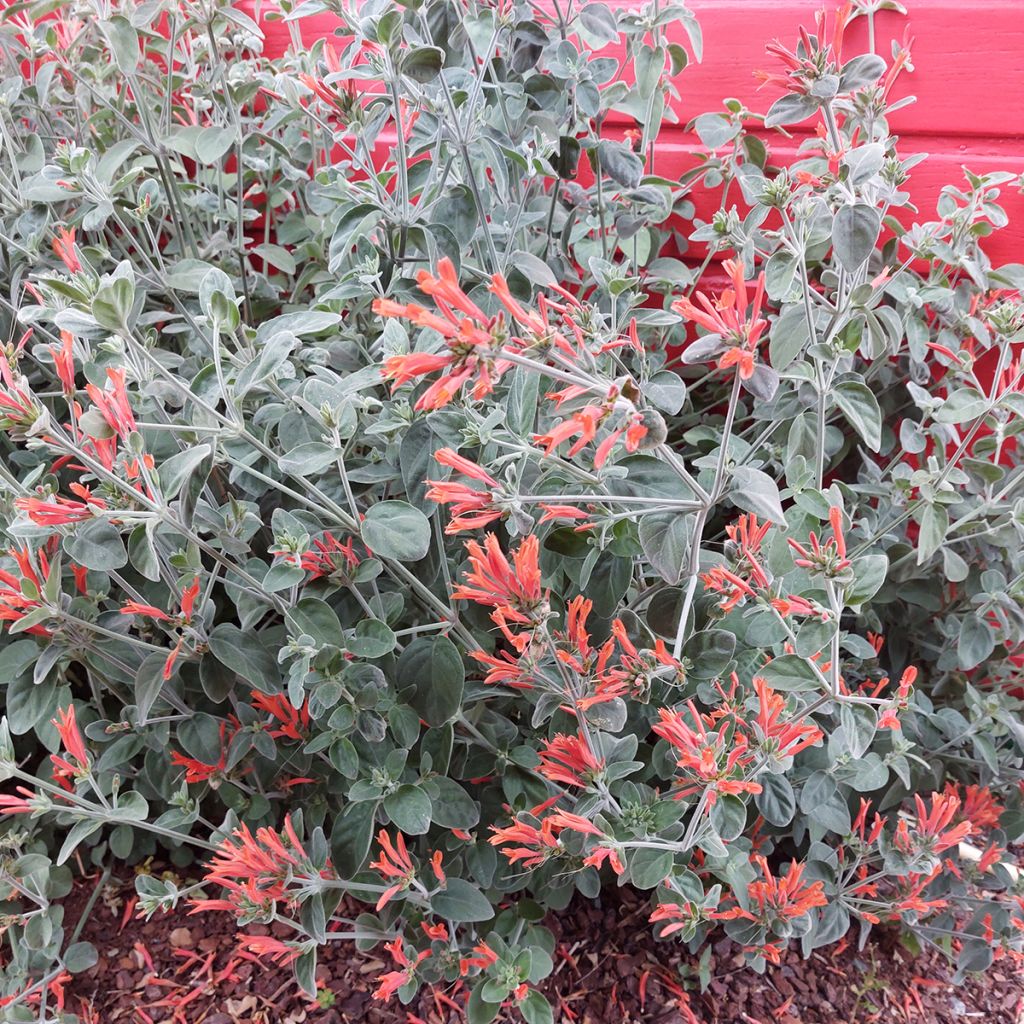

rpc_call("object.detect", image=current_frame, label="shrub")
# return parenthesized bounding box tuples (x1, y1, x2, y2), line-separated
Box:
(0, 0, 1023, 1018)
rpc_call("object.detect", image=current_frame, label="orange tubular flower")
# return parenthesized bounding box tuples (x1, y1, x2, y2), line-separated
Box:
(199, 818, 314, 919)
(0, 545, 53, 637)
(534, 398, 648, 469)
(452, 533, 545, 625)
(534, 404, 602, 458)
(459, 941, 499, 975)
(376, 259, 583, 411)
(538, 503, 592, 528)
(537, 732, 604, 788)
(583, 845, 624, 875)
(0, 335, 37, 430)
(650, 900, 710, 937)
(489, 270, 580, 355)
(598, 618, 682, 701)
(894, 792, 974, 858)
(787, 507, 851, 575)
(430, 850, 446, 884)
(726, 513, 771, 561)
(755, 4, 854, 95)
(945, 783, 1003, 831)
(170, 750, 223, 784)
(374, 258, 518, 410)
(373, 937, 431, 1001)
(545, 809, 604, 837)
(250, 690, 310, 741)
(171, 721, 233, 784)
(426, 447, 503, 533)
(488, 819, 560, 868)
(416, 257, 489, 320)
(488, 273, 548, 335)
(52, 708, 87, 765)
(852, 798, 886, 846)
(52, 331, 76, 394)
(397, 97, 419, 141)
(162, 637, 184, 680)
(876, 706, 900, 730)
(489, 805, 606, 869)
(369, 830, 417, 910)
(673, 260, 768, 381)
(120, 601, 172, 621)
(422, 921, 448, 941)
(743, 856, 828, 922)
(297, 42, 366, 115)
(471, 646, 533, 689)
(771, 594, 827, 619)
(122, 579, 201, 668)
(300, 533, 360, 579)
(15, 493, 102, 526)
(372, 970, 407, 1003)
(432, 447, 498, 485)
(180, 578, 200, 621)
(651, 897, 733, 937)
(298, 71, 356, 112)
(652, 703, 760, 805)
(84, 368, 136, 441)
(701, 564, 758, 613)
(752, 677, 822, 759)
(427, 479, 503, 532)
(381, 350, 463, 402)
(50, 705, 90, 787)
(0, 381, 36, 429)
(52, 227, 81, 274)
(885, 865, 946, 921)
(597, 411, 648, 467)
(0, 787, 48, 816)
(974, 842, 1003, 874)
(553, 596, 616, 682)
(700, 515, 774, 612)
(877, 666, 918, 731)
(235, 934, 303, 966)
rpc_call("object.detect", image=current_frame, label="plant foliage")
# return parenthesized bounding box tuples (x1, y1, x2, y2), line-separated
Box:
(0, 0, 1023, 1018)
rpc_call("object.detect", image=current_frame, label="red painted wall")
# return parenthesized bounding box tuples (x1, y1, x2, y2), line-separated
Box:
(252, 0, 1024, 265)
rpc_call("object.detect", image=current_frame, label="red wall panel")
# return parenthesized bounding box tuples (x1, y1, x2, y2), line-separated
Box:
(251, 0, 1024, 264)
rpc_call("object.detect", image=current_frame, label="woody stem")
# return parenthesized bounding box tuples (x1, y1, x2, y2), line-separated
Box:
(10, 768, 219, 852)
(671, 372, 742, 661)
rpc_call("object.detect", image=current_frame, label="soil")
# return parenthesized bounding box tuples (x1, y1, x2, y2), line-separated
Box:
(58, 870, 1023, 1024)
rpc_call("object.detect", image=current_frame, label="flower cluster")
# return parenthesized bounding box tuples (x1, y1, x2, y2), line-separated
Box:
(193, 819, 328, 922)
(374, 259, 524, 410)
(674, 259, 768, 383)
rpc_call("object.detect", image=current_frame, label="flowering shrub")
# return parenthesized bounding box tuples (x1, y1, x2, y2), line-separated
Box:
(1, 0, 1024, 1019)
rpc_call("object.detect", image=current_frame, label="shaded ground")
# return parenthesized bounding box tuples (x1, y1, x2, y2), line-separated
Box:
(60, 871, 1022, 1024)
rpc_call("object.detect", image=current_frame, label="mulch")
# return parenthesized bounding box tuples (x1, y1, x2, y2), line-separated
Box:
(58, 869, 1023, 1024)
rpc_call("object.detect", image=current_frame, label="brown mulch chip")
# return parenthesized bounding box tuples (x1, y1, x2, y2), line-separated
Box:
(58, 872, 1022, 1023)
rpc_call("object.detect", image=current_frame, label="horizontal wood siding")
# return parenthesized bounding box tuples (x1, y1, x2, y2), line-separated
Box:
(253, 0, 1024, 264)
